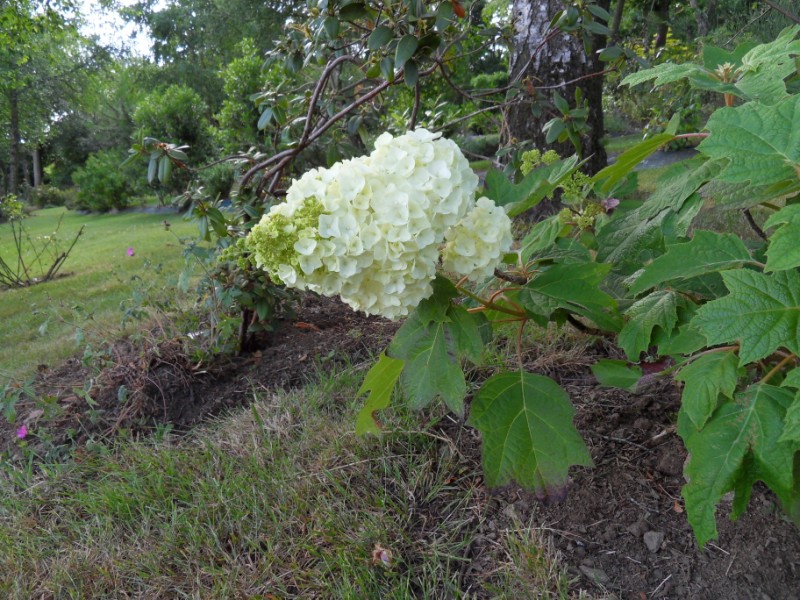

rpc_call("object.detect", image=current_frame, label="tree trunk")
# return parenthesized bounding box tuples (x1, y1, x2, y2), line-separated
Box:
(690, 0, 713, 37)
(654, 0, 670, 48)
(610, 0, 625, 41)
(505, 0, 607, 175)
(9, 88, 21, 195)
(32, 147, 43, 188)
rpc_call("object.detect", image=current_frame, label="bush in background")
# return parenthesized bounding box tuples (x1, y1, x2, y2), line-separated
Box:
(28, 185, 77, 209)
(71, 149, 138, 212)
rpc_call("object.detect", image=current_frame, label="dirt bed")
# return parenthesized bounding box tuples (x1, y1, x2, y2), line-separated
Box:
(4, 294, 799, 599)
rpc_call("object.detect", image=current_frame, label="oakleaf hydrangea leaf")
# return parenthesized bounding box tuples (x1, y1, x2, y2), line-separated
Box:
(621, 63, 702, 89)
(520, 263, 619, 330)
(680, 384, 796, 547)
(388, 279, 489, 416)
(764, 204, 800, 272)
(401, 322, 466, 414)
(693, 269, 800, 365)
(468, 371, 592, 499)
(618, 291, 679, 361)
(778, 391, 800, 444)
(780, 367, 800, 390)
(591, 359, 642, 392)
(355, 354, 405, 435)
(698, 96, 800, 187)
(676, 351, 739, 430)
(629, 231, 751, 294)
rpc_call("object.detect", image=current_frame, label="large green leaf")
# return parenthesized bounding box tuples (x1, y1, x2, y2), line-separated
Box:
(679, 384, 797, 547)
(629, 231, 752, 295)
(764, 204, 800, 272)
(779, 391, 800, 444)
(591, 359, 642, 392)
(484, 156, 579, 217)
(592, 133, 675, 194)
(693, 269, 800, 365)
(388, 277, 488, 416)
(698, 96, 800, 187)
(618, 291, 679, 361)
(355, 354, 405, 435)
(401, 321, 466, 414)
(621, 63, 701, 89)
(676, 351, 739, 430)
(468, 371, 592, 498)
(519, 263, 619, 330)
(596, 159, 724, 274)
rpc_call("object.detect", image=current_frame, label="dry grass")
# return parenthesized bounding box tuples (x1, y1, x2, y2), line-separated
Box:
(0, 361, 605, 599)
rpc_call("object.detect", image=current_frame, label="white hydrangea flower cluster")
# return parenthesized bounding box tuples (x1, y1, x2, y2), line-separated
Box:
(246, 128, 512, 320)
(442, 197, 513, 282)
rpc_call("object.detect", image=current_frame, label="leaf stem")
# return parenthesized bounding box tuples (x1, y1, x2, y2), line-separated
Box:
(656, 345, 740, 377)
(456, 285, 527, 318)
(759, 353, 797, 385)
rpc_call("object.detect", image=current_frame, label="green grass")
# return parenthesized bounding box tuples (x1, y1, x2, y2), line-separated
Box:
(0, 366, 590, 599)
(0, 207, 198, 382)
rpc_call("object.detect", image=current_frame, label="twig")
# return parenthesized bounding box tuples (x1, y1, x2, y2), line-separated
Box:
(409, 81, 421, 130)
(743, 207, 768, 241)
(648, 574, 672, 597)
(763, 0, 800, 24)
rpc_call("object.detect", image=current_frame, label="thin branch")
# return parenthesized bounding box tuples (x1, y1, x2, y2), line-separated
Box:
(762, 0, 800, 24)
(743, 208, 768, 241)
(535, 68, 616, 90)
(759, 353, 797, 385)
(409, 82, 421, 130)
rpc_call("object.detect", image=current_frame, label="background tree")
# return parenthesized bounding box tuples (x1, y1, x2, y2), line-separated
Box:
(504, 0, 610, 176)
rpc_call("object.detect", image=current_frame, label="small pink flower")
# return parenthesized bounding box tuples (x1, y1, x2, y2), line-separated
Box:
(126, 247, 135, 257)
(16, 425, 27, 439)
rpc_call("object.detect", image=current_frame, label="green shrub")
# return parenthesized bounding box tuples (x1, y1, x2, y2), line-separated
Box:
(199, 163, 235, 201)
(28, 185, 76, 209)
(0, 194, 24, 223)
(72, 150, 137, 213)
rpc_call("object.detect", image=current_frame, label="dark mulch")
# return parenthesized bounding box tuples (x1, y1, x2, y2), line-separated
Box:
(3, 294, 799, 599)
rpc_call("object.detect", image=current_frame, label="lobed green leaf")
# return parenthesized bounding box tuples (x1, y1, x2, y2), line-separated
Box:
(355, 353, 405, 435)
(693, 269, 800, 365)
(680, 384, 797, 547)
(468, 371, 592, 499)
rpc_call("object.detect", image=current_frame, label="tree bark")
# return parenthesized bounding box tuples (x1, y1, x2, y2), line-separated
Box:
(32, 147, 43, 188)
(610, 0, 625, 41)
(654, 0, 670, 47)
(505, 0, 607, 175)
(8, 88, 21, 195)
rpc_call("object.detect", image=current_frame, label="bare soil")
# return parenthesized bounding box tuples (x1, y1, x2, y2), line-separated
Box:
(4, 294, 799, 599)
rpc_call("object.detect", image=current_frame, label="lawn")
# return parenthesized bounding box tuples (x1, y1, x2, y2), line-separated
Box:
(0, 207, 198, 382)
(0, 363, 581, 599)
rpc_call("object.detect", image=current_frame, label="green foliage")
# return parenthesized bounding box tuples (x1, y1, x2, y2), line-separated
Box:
(679, 384, 798, 548)
(27, 185, 75, 209)
(694, 270, 800, 365)
(355, 353, 405, 435)
(623, 26, 800, 105)
(467, 371, 593, 498)
(71, 149, 138, 212)
(133, 85, 213, 166)
(351, 27, 800, 549)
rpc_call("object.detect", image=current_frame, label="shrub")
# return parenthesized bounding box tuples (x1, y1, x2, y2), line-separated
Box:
(71, 150, 137, 213)
(199, 163, 235, 201)
(28, 185, 76, 209)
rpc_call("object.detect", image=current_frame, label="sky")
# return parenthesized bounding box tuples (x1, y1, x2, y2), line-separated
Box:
(77, 0, 158, 57)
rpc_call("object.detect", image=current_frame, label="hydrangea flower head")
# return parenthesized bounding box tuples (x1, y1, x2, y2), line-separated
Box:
(246, 129, 510, 319)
